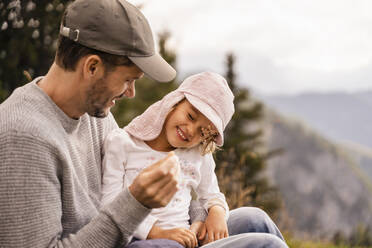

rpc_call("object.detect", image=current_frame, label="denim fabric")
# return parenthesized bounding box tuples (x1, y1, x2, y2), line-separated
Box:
(227, 207, 285, 240)
(203, 207, 288, 248)
(202, 233, 287, 248)
(125, 238, 184, 248)
(124, 207, 288, 248)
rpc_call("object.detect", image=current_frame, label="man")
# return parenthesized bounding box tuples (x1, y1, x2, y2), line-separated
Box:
(0, 1, 287, 248)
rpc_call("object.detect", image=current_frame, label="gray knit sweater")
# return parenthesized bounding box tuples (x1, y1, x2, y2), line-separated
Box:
(0, 78, 151, 248)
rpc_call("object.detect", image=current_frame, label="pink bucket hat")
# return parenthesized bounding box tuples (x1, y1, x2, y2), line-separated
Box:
(125, 72, 235, 146)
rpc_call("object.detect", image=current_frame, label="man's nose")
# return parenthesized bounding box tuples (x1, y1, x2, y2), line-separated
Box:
(124, 80, 136, 98)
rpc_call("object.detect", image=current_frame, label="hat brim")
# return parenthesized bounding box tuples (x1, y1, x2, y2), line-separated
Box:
(129, 53, 176, 82)
(185, 94, 224, 146)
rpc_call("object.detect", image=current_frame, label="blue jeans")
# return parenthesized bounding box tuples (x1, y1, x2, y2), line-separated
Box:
(125, 207, 288, 248)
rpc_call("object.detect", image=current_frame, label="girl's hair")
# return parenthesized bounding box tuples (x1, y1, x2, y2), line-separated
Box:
(172, 98, 218, 156)
(200, 137, 218, 155)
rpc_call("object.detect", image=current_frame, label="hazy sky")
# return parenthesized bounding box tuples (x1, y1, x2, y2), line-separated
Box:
(128, 0, 372, 95)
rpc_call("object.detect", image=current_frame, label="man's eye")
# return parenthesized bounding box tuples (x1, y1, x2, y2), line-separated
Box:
(188, 113, 194, 120)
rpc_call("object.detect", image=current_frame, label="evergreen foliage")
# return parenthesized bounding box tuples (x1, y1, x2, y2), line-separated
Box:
(214, 53, 281, 214)
(0, 0, 68, 102)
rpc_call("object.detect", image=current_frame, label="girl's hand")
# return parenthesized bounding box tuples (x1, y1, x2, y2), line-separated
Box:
(198, 205, 229, 245)
(148, 225, 198, 248)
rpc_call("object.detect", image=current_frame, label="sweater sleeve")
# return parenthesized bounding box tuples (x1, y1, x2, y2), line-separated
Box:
(195, 153, 229, 220)
(0, 130, 150, 248)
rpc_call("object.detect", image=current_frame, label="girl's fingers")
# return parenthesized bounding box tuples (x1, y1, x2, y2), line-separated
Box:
(207, 230, 214, 243)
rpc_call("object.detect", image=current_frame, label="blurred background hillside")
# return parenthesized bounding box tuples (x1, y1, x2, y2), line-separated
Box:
(1, 1, 372, 247)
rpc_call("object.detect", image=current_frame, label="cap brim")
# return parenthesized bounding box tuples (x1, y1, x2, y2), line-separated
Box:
(185, 94, 224, 146)
(129, 53, 176, 82)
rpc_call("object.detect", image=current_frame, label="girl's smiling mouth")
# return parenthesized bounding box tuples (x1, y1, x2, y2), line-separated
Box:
(176, 127, 188, 141)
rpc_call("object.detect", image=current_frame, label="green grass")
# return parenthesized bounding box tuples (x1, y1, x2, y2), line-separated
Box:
(284, 233, 372, 248)
(286, 238, 372, 248)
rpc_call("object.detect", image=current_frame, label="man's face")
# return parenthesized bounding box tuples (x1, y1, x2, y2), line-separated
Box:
(85, 65, 143, 118)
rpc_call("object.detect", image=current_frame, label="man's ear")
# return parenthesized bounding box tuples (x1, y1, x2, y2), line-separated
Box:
(82, 55, 104, 80)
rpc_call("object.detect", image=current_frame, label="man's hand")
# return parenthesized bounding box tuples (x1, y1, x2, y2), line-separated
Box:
(148, 225, 198, 248)
(129, 152, 180, 208)
(198, 205, 229, 245)
(189, 221, 204, 236)
(190, 221, 206, 246)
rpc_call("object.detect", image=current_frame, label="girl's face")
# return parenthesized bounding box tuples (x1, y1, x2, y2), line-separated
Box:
(148, 99, 217, 152)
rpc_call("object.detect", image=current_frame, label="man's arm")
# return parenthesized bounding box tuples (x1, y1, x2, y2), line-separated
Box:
(0, 131, 178, 248)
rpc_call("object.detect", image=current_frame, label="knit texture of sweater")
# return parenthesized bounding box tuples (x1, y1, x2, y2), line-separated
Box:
(0, 78, 151, 248)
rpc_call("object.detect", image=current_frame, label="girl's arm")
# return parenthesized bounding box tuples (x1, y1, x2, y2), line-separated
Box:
(194, 153, 230, 245)
(195, 153, 229, 219)
(101, 129, 158, 240)
(101, 129, 129, 205)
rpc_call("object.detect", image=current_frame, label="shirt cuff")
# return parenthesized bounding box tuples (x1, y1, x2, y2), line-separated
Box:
(189, 200, 208, 223)
(133, 215, 158, 240)
(207, 198, 230, 220)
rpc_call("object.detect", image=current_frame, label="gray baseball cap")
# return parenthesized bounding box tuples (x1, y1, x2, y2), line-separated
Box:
(60, 0, 176, 82)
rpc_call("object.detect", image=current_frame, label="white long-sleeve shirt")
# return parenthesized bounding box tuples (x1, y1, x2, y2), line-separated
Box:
(101, 128, 229, 240)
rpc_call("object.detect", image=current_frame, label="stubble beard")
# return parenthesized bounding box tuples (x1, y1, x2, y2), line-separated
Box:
(85, 77, 111, 118)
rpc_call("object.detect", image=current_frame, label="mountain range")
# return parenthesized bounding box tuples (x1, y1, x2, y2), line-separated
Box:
(260, 91, 372, 148)
(256, 91, 372, 240)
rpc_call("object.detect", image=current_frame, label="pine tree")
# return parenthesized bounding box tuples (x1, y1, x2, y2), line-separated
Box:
(215, 53, 281, 214)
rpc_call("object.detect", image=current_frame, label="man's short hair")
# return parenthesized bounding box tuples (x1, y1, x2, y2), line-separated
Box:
(55, 36, 134, 72)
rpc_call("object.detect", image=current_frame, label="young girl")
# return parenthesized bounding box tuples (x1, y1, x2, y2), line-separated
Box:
(101, 72, 234, 247)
